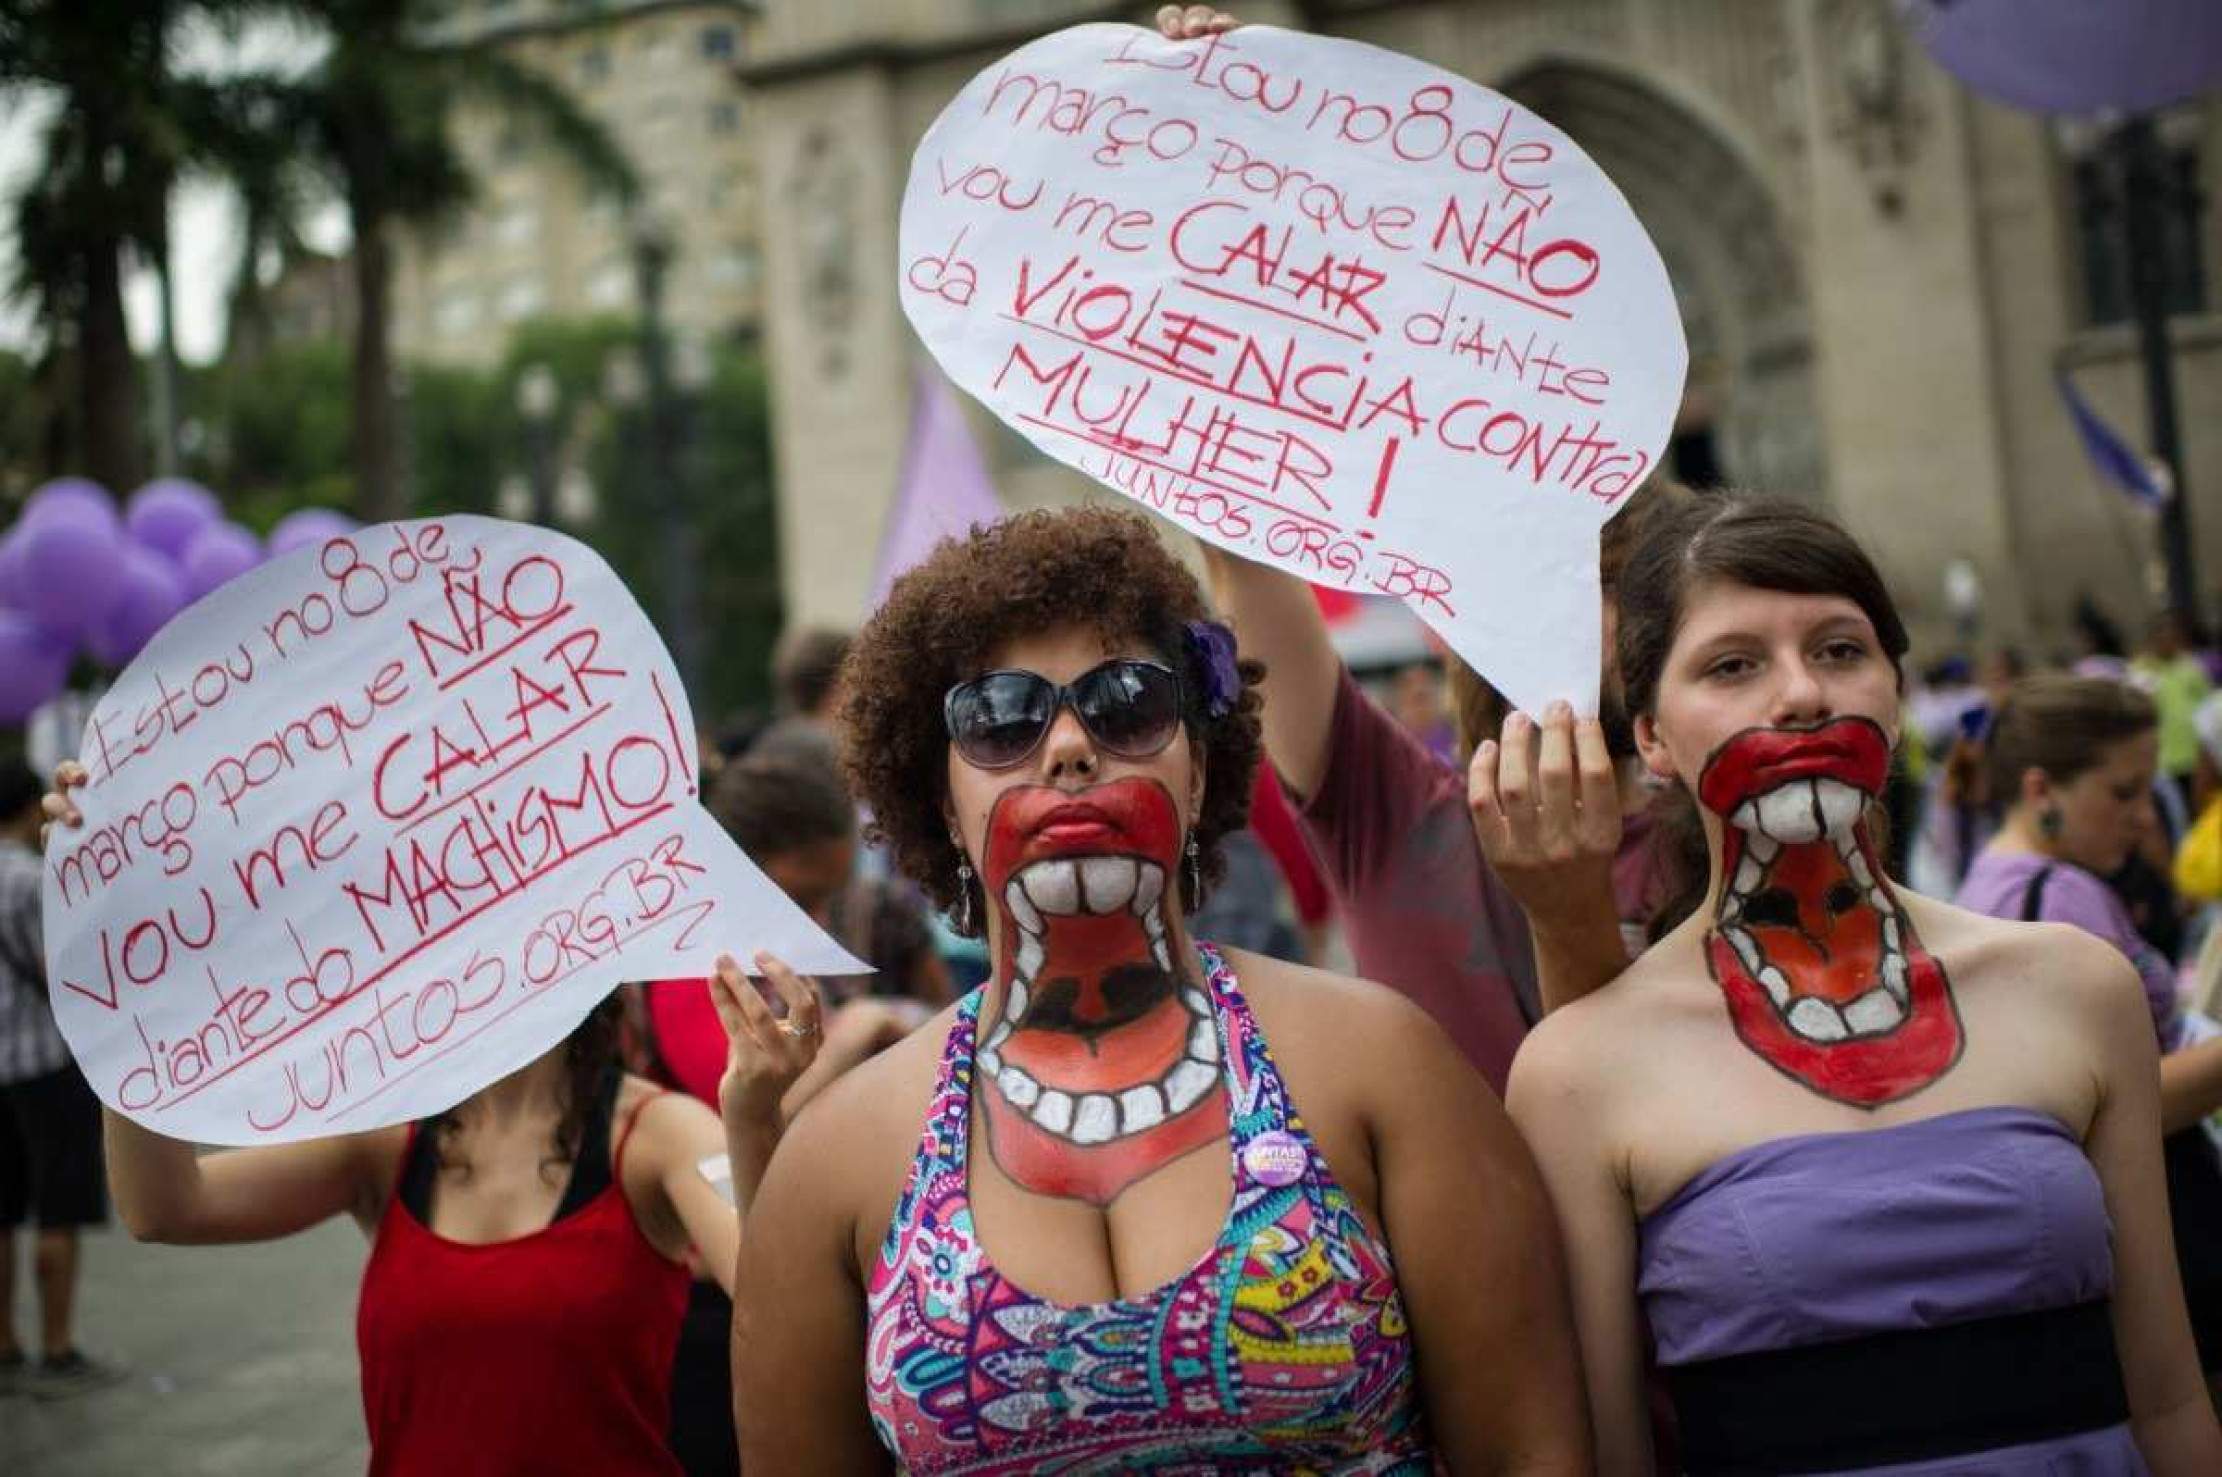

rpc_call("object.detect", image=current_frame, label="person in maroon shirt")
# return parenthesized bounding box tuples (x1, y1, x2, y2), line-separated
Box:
(1201, 476, 1693, 1092)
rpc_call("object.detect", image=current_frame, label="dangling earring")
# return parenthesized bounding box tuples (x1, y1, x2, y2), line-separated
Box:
(955, 858, 976, 935)
(1183, 833, 1203, 910)
(2038, 807, 2064, 841)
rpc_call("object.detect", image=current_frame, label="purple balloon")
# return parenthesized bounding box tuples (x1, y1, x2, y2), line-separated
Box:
(20, 477, 117, 533)
(89, 544, 189, 668)
(17, 507, 125, 637)
(0, 609, 72, 723)
(268, 507, 361, 557)
(125, 478, 223, 560)
(1903, 0, 2222, 115)
(0, 527, 28, 609)
(180, 520, 263, 601)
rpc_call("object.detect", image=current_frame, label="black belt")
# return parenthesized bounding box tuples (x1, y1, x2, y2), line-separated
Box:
(1667, 1299, 2128, 1474)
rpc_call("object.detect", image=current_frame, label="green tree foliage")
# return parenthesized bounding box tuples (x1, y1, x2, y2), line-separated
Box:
(177, 318, 782, 721)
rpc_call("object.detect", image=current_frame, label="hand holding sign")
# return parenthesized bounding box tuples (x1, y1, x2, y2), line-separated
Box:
(41, 516, 866, 1145)
(899, 23, 1686, 714)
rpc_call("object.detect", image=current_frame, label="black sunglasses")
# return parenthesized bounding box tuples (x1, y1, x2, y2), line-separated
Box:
(943, 659, 1186, 770)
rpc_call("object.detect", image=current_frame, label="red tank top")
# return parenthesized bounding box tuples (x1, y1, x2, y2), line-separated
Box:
(356, 1088, 691, 1476)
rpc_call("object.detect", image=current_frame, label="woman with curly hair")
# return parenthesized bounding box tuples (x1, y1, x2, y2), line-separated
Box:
(731, 506, 1588, 1474)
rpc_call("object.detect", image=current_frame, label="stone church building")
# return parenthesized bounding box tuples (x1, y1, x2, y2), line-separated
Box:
(742, 0, 2220, 661)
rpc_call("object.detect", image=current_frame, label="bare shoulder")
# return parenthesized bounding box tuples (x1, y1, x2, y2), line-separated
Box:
(617, 1073, 723, 1158)
(1906, 895, 2145, 1021)
(346, 1123, 413, 1220)
(1219, 946, 1449, 1058)
(1510, 941, 1685, 1103)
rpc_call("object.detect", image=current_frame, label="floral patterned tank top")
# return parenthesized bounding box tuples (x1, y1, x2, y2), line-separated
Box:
(865, 943, 1433, 1475)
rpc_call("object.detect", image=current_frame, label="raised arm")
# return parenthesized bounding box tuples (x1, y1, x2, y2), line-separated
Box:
(731, 1094, 891, 1474)
(1366, 992, 1592, 1472)
(2074, 940, 2222, 1472)
(1506, 1022, 1655, 1475)
(1472, 705, 1633, 1009)
(1197, 544, 1344, 800)
(105, 1110, 399, 1244)
(2156, 1036, 2222, 1134)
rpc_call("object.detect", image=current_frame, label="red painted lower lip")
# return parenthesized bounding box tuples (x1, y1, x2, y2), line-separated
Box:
(1037, 820, 1119, 846)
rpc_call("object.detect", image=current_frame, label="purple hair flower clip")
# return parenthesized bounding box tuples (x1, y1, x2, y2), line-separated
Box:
(1184, 619, 1241, 720)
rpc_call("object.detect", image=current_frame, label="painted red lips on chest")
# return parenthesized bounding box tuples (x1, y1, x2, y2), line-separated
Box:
(975, 777, 1226, 1205)
(1699, 718, 1964, 1107)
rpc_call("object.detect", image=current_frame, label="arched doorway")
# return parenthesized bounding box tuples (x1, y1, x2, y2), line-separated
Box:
(1502, 62, 1823, 501)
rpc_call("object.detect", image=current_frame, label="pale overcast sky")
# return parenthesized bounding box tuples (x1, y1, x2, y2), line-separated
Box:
(0, 16, 343, 366)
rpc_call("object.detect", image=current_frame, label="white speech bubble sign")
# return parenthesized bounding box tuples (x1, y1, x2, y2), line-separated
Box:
(899, 23, 1687, 715)
(42, 516, 866, 1146)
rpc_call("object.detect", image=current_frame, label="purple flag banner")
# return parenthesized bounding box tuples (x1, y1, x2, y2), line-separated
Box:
(2057, 371, 2169, 510)
(872, 366, 1005, 606)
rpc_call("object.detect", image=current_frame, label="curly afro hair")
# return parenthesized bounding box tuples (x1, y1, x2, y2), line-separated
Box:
(838, 505, 1265, 933)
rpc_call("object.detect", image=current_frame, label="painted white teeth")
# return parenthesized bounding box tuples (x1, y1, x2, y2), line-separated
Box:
(1757, 966, 1792, 1007)
(1131, 862, 1164, 917)
(1847, 850, 1874, 888)
(1733, 856, 1764, 895)
(1729, 928, 1763, 976)
(1813, 778, 1863, 834)
(1182, 986, 1210, 1016)
(1747, 833, 1779, 863)
(1021, 859, 1081, 916)
(1733, 800, 1759, 833)
(1005, 880, 1042, 936)
(1163, 1059, 1217, 1113)
(1189, 1018, 1220, 1062)
(1015, 937, 1044, 984)
(1152, 939, 1172, 972)
(1881, 917, 1900, 952)
(1033, 1090, 1074, 1134)
(1756, 780, 1825, 844)
(1880, 953, 1908, 1002)
(979, 1045, 1003, 1077)
(1071, 1093, 1119, 1145)
(1118, 1083, 1167, 1132)
(1844, 987, 1905, 1035)
(1007, 978, 1031, 1021)
(1787, 997, 1850, 1041)
(1080, 856, 1139, 914)
(999, 1066, 1041, 1108)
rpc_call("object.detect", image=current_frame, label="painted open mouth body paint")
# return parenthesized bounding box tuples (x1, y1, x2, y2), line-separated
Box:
(1699, 718, 1964, 1107)
(977, 778, 1225, 1202)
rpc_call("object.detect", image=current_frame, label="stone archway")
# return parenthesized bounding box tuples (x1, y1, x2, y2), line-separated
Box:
(1502, 62, 1823, 501)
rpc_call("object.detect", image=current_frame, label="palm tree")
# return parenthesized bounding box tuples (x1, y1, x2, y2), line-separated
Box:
(260, 0, 640, 520)
(0, 0, 185, 490)
(1, 0, 300, 488)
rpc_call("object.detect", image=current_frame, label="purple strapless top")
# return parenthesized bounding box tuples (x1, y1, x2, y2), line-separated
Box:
(1640, 1107, 2145, 1474)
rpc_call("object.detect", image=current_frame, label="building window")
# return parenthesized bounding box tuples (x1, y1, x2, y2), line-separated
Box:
(708, 101, 740, 135)
(499, 278, 546, 322)
(494, 203, 539, 247)
(587, 258, 631, 309)
(434, 290, 481, 336)
(579, 46, 610, 85)
(2070, 114, 2207, 328)
(700, 25, 737, 60)
(708, 244, 760, 290)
